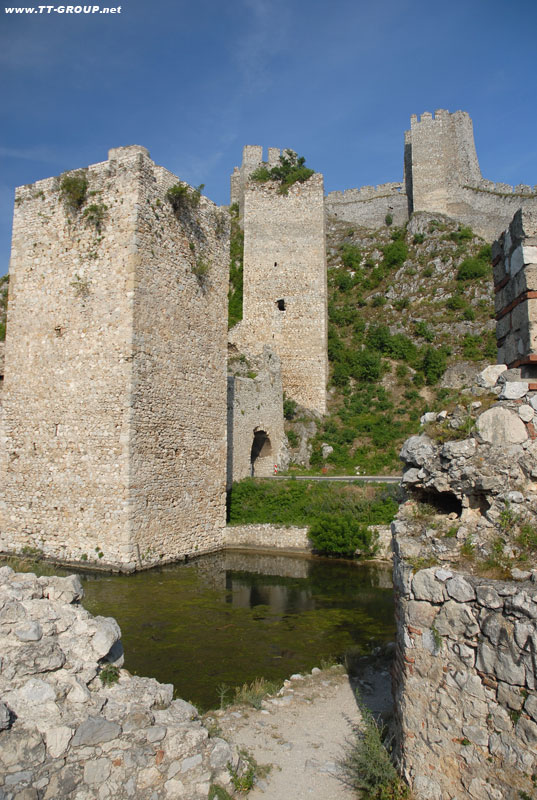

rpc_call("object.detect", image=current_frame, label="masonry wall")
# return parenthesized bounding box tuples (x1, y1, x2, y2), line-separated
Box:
(324, 183, 408, 228)
(226, 347, 286, 487)
(493, 208, 537, 372)
(229, 172, 328, 414)
(0, 146, 228, 569)
(327, 110, 537, 242)
(392, 549, 537, 800)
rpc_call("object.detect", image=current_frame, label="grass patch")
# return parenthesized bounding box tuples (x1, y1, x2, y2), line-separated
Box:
(339, 694, 410, 799)
(227, 479, 399, 529)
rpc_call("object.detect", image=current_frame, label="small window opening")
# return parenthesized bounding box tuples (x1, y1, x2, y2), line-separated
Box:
(274, 262, 278, 267)
(276, 299, 286, 311)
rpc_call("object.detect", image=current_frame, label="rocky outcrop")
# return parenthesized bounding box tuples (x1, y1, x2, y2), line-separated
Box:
(392, 364, 537, 799)
(0, 566, 239, 799)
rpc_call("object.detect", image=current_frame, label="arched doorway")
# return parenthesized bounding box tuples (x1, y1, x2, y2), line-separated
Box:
(250, 429, 273, 477)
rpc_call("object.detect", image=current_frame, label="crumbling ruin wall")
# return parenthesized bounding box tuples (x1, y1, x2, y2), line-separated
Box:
(0, 145, 228, 570)
(226, 346, 287, 487)
(392, 363, 537, 799)
(493, 207, 537, 373)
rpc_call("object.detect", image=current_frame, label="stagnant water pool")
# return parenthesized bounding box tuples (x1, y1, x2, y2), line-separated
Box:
(6, 550, 395, 710)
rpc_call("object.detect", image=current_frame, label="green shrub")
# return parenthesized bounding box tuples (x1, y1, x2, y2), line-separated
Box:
(413, 233, 425, 244)
(371, 295, 386, 307)
(462, 307, 475, 321)
(457, 257, 490, 281)
(283, 395, 298, 420)
(385, 213, 393, 226)
(99, 664, 120, 686)
(166, 183, 204, 213)
(60, 171, 88, 212)
(309, 514, 376, 557)
(83, 203, 107, 232)
(339, 695, 409, 799)
(393, 297, 409, 311)
(446, 292, 465, 310)
(449, 225, 474, 243)
(228, 207, 244, 328)
(340, 243, 362, 269)
(287, 430, 299, 448)
(250, 150, 314, 193)
(0, 321, 5, 341)
(382, 240, 408, 268)
(421, 346, 447, 384)
(414, 321, 435, 342)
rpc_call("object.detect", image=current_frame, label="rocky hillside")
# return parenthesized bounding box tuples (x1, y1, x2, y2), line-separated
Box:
(284, 211, 497, 475)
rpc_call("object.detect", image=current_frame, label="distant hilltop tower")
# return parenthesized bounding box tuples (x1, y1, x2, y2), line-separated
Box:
(326, 109, 537, 241)
(405, 109, 482, 216)
(229, 146, 328, 415)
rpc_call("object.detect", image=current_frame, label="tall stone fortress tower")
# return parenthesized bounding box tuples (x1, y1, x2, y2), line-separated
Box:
(0, 145, 229, 570)
(405, 109, 482, 215)
(229, 146, 328, 415)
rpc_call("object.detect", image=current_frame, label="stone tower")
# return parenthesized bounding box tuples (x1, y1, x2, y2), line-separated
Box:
(493, 208, 537, 374)
(0, 145, 229, 570)
(229, 146, 328, 415)
(405, 109, 482, 216)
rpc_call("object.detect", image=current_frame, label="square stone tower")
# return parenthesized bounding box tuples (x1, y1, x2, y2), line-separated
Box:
(0, 145, 229, 570)
(229, 147, 328, 415)
(406, 109, 482, 216)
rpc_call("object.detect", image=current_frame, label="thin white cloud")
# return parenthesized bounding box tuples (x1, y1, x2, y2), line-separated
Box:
(0, 145, 66, 165)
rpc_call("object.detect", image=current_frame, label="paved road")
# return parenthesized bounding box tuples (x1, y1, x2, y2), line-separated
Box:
(261, 475, 401, 483)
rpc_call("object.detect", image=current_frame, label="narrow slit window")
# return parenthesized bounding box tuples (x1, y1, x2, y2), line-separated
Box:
(276, 299, 286, 311)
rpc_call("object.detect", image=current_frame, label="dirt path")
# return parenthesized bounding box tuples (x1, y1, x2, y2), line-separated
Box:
(206, 663, 392, 799)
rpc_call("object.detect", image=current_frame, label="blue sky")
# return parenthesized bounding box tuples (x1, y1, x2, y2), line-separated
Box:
(1, 0, 536, 274)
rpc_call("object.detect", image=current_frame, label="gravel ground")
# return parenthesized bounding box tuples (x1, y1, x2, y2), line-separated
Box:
(205, 658, 393, 800)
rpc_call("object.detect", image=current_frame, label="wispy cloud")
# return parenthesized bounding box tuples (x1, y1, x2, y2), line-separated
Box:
(0, 145, 66, 165)
(233, 0, 290, 94)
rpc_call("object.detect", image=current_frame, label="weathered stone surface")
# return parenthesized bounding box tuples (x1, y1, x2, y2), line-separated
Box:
(476, 364, 507, 388)
(499, 381, 530, 400)
(400, 435, 436, 467)
(476, 406, 528, 444)
(475, 586, 503, 608)
(0, 571, 241, 799)
(445, 575, 475, 602)
(434, 601, 479, 638)
(72, 716, 122, 747)
(519, 404, 535, 422)
(412, 568, 445, 603)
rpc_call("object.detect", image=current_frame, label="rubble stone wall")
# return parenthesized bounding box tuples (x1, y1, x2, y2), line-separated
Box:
(493, 208, 537, 371)
(0, 146, 228, 570)
(224, 524, 311, 553)
(0, 565, 237, 800)
(227, 347, 286, 487)
(392, 549, 537, 800)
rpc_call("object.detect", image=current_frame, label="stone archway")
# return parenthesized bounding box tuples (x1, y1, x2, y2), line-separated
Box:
(250, 429, 273, 477)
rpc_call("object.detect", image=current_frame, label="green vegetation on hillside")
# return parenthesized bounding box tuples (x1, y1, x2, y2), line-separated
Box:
(285, 215, 495, 475)
(0, 274, 8, 341)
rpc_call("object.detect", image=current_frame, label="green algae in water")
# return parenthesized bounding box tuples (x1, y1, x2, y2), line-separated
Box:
(4, 552, 394, 711)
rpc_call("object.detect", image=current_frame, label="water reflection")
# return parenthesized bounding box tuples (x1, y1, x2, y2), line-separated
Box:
(4, 551, 394, 711)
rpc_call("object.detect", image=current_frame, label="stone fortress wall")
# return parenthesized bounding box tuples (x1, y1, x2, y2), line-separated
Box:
(229, 146, 328, 415)
(493, 207, 537, 373)
(0, 145, 229, 571)
(226, 346, 287, 487)
(327, 109, 537, 241)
